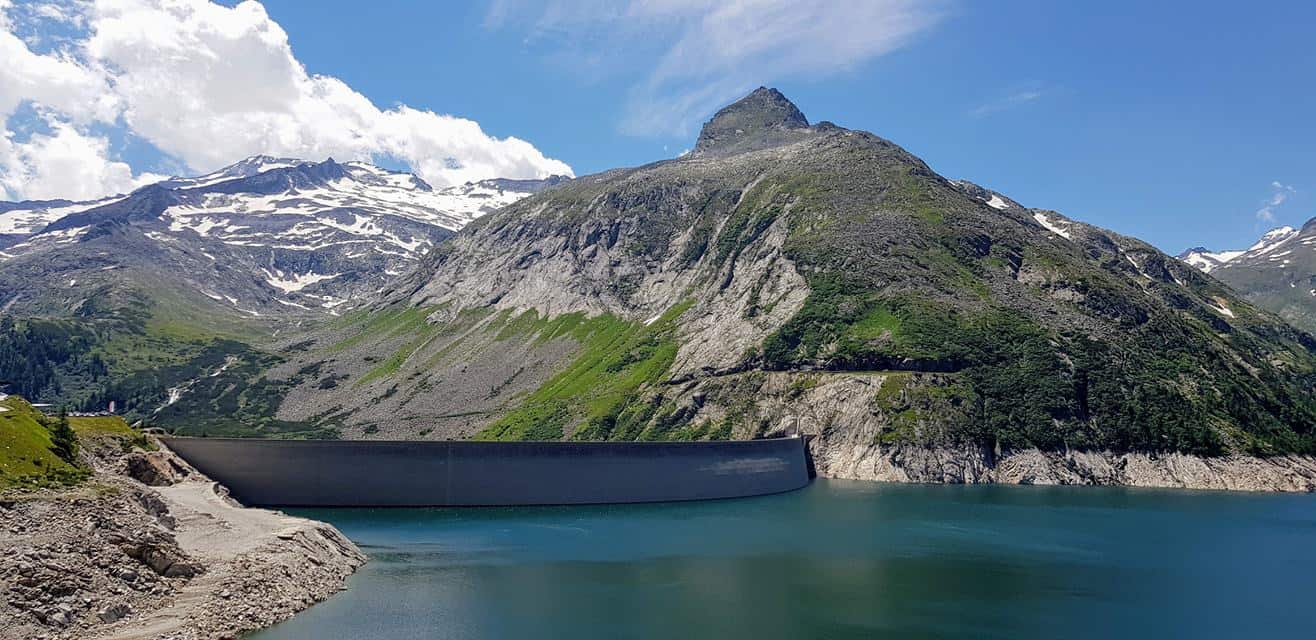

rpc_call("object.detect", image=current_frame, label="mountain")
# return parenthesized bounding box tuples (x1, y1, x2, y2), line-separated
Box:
(272, 87, 1316, 466)
(1178, 223, 1316, 333)
(0, 156, 566, 317)
(0, 157, 565, 428)
(1178, 226, 1297, 274)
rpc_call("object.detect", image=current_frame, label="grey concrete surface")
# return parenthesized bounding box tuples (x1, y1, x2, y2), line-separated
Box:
(161, 437, 811, 506)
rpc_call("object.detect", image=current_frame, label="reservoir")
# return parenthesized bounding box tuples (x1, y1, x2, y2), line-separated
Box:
(250, 479, 1316, 639)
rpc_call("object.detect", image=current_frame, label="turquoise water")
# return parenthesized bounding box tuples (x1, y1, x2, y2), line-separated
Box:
(250, 480, 1316, 639)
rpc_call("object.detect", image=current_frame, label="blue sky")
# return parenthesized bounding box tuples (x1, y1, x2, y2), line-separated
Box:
(2, 1, 1313, 253)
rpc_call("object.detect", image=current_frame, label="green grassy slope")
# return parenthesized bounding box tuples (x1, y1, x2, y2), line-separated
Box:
(0, 397, 87, 491)
(476, 301, 694, 441)
(0, 276, 318, 437)
(67, 414, 137, 436)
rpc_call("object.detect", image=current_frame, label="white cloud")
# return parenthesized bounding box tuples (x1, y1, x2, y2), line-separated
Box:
(969, 88, 1046, 118)
(0, 17, 115, 121)
(0, 117, 164, 200)
(489, 0, 946, 138)
(0, 0, 571, 202)
(1256, 181, 1296, 223)
(29, 1, 88, 28)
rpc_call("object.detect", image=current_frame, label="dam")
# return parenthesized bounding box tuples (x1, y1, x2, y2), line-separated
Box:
(162, 436, 811, 507)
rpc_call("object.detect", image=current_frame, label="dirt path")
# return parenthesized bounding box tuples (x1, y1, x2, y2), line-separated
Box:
(91, 480, 361, 640)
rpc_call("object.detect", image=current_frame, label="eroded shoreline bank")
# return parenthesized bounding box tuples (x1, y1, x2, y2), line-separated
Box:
(1, 440, 365, 640)
(812, 439, 1316, 492)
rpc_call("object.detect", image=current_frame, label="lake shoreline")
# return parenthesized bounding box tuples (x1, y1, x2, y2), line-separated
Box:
(0, 438, 365, 640)
(8, 435, 1313, 639)
(812, 439, 1316, 492)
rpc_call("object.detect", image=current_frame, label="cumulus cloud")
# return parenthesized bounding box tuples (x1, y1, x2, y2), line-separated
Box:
(0, 16, 115, 122)
(0, 0, 571, 202)
(0, 117, 165, 200)
(488, 0, 947, 138)
(1256, 181, 1296, 223)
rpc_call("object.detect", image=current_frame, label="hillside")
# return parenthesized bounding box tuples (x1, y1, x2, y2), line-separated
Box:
(0, 158, 564, 432)
(272, 88, 1316, 461)
(1180, 221, 1316, 334)
(0, 395, 86, 490)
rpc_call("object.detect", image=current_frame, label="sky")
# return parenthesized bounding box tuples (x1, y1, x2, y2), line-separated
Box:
(1, 0, 1313, 253)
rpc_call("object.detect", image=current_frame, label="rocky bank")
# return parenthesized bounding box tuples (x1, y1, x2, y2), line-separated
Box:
(650, 370, 1316, 492)
(1, 437, 365, 640)
(812, 441, 1316, 492)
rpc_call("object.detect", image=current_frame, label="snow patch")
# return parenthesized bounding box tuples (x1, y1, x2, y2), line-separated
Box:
(1247, 226, 1297, 255)
(1032, 212, 1072, 239)
(0, 195, 125, 234)
(262, 269, 342, 293)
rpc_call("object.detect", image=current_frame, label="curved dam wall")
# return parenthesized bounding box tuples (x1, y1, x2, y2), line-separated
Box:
(161, 436, 811, 507)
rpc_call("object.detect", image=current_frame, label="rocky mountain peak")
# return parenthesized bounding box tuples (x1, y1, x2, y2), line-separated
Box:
(694, 87, 811, 155)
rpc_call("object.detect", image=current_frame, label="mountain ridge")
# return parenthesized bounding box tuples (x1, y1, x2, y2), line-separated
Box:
(1, 156, 568, 317)
(275, 87, 1316, 461)
(0, 156, 565, 428)
(1180, 220, 1316, 332)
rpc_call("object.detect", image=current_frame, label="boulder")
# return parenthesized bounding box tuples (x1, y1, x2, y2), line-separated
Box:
(98, 602, 132, 623)
(123, 452, 188, 486)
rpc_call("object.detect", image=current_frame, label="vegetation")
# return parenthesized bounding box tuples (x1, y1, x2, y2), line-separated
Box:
(11, 93, 1313, 463)
(0, 397, 88, 491)
(363, 123, 1316, 457)
(0, 316, 107, 402)
(48, 407, 78, 464)
(750, 158, 1316, 455)
(67, 414, 138, 436)
(0, 274, 299, 437)
(477, 300, 694, 441)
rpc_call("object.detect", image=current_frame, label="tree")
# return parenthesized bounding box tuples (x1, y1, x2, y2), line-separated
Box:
(48, 406, 78, 465)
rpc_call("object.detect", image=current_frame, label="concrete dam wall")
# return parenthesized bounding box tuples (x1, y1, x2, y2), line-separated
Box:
(161, 436, 811, 507)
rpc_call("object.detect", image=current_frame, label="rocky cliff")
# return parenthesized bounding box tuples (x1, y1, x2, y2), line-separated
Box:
(0, 415, 365, 639)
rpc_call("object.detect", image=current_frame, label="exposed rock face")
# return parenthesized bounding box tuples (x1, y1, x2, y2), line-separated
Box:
(161, 521, 362, 640)
(1, 485, 201, 639)
(124, 451, 191, 487)
(0, 437, 365, 640)
(655, 369, 1316, 492)
(694, 86, 811, 155)
(0, 156, 568, 432)
(815, 443, 1316, 492)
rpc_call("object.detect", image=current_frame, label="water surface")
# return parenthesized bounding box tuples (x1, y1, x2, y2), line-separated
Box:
(251, 480, 1316, 639)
